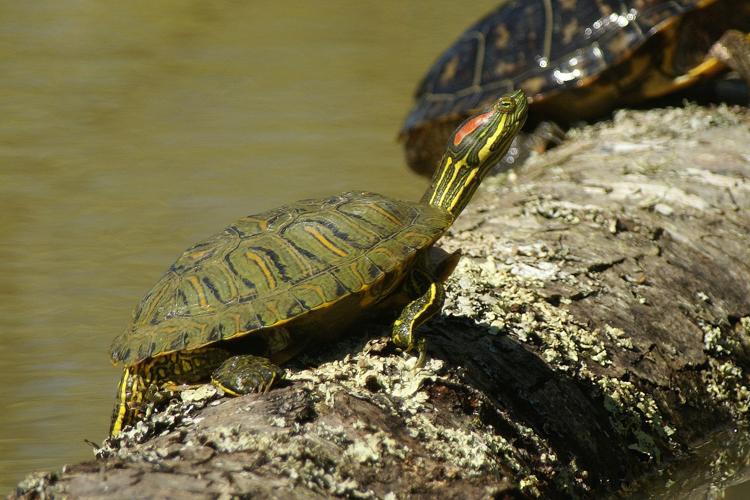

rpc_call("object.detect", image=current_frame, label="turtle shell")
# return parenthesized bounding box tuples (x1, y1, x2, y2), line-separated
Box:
(401, 0, 747, 174)
(110, 192, 452, 366)
(404, 0, 716, 133)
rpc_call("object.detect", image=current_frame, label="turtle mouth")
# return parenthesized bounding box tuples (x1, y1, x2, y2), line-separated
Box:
(509, 89, 528, 111)
(504, 89, 528, 119)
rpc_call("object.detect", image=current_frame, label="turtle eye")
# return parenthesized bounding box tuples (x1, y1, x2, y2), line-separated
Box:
(497, 98, 515, 112)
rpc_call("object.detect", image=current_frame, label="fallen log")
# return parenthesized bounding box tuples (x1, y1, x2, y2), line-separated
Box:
(12, 104, 750, 498)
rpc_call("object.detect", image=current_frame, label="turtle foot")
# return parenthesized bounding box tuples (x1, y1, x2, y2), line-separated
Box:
(493, 121, 565, 174)
(710, 30, 750, 89)
(211, 354, 284, 396)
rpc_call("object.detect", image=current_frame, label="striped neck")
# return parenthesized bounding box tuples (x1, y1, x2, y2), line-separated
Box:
(420, 91, 527, 219)
(420, 153, 489, 219)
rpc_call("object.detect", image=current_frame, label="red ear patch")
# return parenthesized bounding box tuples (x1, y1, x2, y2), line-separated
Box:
(453, 111, 494, 146)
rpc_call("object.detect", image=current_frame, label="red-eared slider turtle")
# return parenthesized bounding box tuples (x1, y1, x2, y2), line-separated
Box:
(109, 90, 528, 436)
(402, 0, 750, 175)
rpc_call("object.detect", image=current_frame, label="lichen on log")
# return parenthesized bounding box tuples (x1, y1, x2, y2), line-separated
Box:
(12, 104, 750, 498)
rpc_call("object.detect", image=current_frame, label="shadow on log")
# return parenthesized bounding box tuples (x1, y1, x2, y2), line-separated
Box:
(12, 104, 750, 498)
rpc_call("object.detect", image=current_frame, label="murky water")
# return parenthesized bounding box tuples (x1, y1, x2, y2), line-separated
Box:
(0, 0, 500, 488)
(1, 1, 748, 497)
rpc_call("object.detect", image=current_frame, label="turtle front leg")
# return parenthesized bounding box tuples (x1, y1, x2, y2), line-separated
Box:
(391, 273, 446, 365)
(211, 354, 284, 396)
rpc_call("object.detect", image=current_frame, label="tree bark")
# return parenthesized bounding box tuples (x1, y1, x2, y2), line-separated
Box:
(12, 104, 750, 499)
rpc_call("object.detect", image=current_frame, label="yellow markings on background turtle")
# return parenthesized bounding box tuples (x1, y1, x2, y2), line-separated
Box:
(245, 251, 277, 289)
(187, 276, 209, 308)
(304, 226, 349, 257)
(675, 57, 724, 87)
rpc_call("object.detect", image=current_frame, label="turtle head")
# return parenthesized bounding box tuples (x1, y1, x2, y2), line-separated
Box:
(421, 90, 527, 218)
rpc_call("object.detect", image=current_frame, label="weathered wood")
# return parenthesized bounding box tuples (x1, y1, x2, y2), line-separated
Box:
(12, 104, 750, 498)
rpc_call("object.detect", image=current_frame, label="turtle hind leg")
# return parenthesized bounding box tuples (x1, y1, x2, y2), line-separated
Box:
(110, 366, 148, 437)
(109, 347, 231, 437)
(492, 121, 565, 175)
(211, 355, 284, 396)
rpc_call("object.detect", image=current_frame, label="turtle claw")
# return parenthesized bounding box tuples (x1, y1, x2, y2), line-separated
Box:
(260, 371, 278, 394)
(211, 355, 284, 396)
(414, 338, 428, 370)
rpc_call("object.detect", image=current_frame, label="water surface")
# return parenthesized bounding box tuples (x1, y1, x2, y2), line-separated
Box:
(0, 0, 498, 488)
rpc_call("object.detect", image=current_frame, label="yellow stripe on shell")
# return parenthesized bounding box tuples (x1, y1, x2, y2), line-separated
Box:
(218, 265, 239, 299)
(295, 282, 328, 305)
(187, 276, 209, 308)
(367, 203, 404, 227)
(242, 215, 269, 231)
(245, 251, 277, 289)
(137, 274, 176, 326)
(348, 260, 368, 288)
(264, 301, 283, 325)
(283, 239, 314, 277)
(303, 226, 349, 257)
